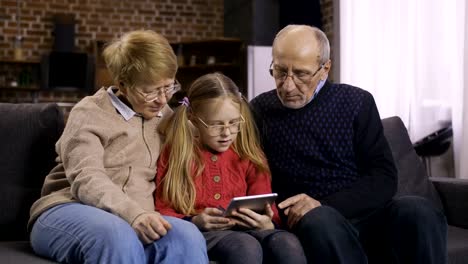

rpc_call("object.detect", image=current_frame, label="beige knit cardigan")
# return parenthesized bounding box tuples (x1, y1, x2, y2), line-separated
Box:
(29, 88, 171, 228)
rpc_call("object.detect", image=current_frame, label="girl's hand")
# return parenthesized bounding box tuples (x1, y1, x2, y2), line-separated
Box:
(192, 207, 235, 231)
(229, 204, 275, 230)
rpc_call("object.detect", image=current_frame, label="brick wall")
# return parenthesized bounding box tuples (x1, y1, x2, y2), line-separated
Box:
(0, 0, 223, 107)
(0, 0, 224, 61)
(320, 0, 334, 80)
(320, 0, 333, 49)
(1, 0, 335, 107)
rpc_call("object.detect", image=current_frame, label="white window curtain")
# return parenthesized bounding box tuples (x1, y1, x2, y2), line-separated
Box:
(339, 0, 467, 178)
(455, 1, 468, 179)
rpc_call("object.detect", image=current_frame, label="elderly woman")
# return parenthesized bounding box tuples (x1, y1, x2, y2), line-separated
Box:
(28, 30, 208, 264)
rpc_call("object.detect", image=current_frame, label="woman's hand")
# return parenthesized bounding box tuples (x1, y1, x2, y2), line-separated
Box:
(192, 207, 235, 231)
(132, 212, 172, 244)
(229, 204, 275, 230)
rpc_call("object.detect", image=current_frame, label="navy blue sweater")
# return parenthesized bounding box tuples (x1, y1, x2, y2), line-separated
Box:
(250, 82, 397, 219)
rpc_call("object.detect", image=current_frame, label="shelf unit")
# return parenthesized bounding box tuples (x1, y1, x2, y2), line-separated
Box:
(0, 59, 41, 91)
(170, 38, 246, 107)
(93, 40, 113, 90)
(0, 59, 86, 122)
(93, 38, 247, 107)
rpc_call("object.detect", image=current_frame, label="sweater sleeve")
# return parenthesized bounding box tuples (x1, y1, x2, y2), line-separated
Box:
(60, 107, 147, 225)
(154, 148, 185, 219)
(320, 92, 397, 219)
(245, 162, 282, 226)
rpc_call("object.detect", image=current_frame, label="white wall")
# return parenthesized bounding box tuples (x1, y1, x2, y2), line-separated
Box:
(247, 45, 276, 101)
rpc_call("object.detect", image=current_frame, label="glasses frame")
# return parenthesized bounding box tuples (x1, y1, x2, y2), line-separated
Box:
(269, 62, 324, 85)
(196, 115, 246, 136)
(135, 80, 181, 102)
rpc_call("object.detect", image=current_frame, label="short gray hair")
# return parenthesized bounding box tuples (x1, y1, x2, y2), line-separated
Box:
(273, 25, 330, 65)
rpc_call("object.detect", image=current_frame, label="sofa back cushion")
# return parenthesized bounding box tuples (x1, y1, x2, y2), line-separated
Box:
(0, 103, 64, 240)
(381, 116, 443, 211)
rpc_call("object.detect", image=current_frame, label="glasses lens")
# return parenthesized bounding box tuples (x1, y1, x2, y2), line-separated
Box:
(272, 70, 286, 81)
(211, 127, 224, 136)
(145, 90, 163, 102)
(143, 82, 181, 102)
(293, 75, 308, 85)
(277, 72, 309, 85)
(207, 122, 242, 136)
(199, 116, 244, 136)
(272, 67, 321, 85)
(229, 122, 241, 134)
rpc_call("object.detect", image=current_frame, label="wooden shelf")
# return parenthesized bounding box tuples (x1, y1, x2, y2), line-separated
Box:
(168, 38, 246, 108)
(0, 59, 40, 64)
(175, 38, 244, 45)
(0, 86, 40, 91)
(0, 59, 42, 94)
(178, 63, 239, 70)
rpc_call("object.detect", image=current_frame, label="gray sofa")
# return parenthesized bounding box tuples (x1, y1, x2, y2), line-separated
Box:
(0, 102, 467, 263)
(382, 116, 468, 264)
(0, 103, 61, 263)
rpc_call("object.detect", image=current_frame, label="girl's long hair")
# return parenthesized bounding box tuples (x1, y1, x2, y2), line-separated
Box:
(158, 72, 269, 215)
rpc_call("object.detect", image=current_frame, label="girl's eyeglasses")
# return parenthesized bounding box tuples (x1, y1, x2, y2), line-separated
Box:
(197, 115, 245, 136)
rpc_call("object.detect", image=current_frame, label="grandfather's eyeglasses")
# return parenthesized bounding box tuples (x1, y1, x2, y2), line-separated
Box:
(269, 62, 324, 85)
(135, 80, 181, 102)
(197, 115, 245, 137)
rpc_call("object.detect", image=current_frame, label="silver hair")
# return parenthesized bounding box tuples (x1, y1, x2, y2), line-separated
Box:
(273, 25, 330, 65)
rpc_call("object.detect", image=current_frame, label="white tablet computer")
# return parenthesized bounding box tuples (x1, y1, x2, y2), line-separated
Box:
(223, 193, 278, 216)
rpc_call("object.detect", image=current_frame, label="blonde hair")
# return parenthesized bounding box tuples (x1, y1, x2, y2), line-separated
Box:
(158, 73, 270, 215)
(102, 30, 177, 88)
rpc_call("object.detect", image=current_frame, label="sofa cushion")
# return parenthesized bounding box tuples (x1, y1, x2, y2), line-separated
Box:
(0, 103, 64, 241)
(381, 117, 443, 211)
(0, 242, 56, 263)
(447, 225, 468, 264)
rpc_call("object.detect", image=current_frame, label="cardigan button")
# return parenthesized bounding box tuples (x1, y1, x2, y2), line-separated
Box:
(211, 155, 218, 162)
(214, 193, 221, 200)
(213, 175, 220, 182)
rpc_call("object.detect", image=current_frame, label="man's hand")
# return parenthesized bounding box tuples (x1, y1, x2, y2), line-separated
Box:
(278, 193, 321, 229)
(132, 212, 172, 244)
(230, 204, 275, 230)
(192, 207, 235, 231)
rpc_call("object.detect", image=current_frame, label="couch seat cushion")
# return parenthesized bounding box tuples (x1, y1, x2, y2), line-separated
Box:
(447, 225, 468, 264)
(0, 241, 56, 263)
(0, 103, 64, 240)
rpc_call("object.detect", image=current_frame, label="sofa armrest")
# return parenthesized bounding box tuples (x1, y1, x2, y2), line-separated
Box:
(430, 177, 468, 229)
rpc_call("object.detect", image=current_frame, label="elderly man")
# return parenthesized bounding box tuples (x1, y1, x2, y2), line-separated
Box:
(250, 25, 447, 264)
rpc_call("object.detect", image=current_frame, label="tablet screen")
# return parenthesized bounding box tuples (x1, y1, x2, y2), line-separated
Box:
(223, 193, 278, 216)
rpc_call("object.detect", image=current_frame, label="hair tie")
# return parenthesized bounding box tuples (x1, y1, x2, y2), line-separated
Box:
(179, 97, 190, 107)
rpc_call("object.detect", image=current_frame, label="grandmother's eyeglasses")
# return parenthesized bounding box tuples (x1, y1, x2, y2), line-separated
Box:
(135, 80, 181, 102)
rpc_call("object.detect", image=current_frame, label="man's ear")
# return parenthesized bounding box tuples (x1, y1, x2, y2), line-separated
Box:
(321, 60, 332, 79)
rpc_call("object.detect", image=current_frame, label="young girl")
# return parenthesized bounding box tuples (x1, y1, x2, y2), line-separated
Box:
(155, 73, 306, 264)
